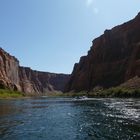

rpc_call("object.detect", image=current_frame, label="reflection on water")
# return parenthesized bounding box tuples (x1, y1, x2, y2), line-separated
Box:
(0, 101, 16, 116)
(0, 97, 140, 140)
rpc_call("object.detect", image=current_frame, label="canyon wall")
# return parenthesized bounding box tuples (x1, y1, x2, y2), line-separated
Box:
(1, 12, 140, 94)
(19, 67, 70, 94)
(65, 13, 140, 92)
(0, 48, 70, 94)
(0, 48, 21, 91)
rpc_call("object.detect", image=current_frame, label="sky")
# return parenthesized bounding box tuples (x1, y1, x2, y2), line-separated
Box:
(0, 0, 140, 74)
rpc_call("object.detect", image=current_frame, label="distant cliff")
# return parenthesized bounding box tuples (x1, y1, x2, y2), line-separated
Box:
(0, 48, 70, 94)
(19, 67, 70, 94)
(65, 13, 140, 92)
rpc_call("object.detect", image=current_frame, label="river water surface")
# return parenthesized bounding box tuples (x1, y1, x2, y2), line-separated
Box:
(0, 97, 140, 140)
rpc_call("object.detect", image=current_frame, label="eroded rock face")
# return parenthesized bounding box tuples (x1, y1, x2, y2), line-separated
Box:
(0, 48, 21, 91)
(0, 48, 70, 94)
(19, 67, 70, 94)
(65, 13, 140, 92)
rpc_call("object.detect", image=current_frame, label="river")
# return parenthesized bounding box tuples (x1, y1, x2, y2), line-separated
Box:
(0, 97, 140, 140)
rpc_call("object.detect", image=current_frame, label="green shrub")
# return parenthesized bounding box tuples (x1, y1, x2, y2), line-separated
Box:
(89, 87, 140, 98)
(0, 89, 24, 99)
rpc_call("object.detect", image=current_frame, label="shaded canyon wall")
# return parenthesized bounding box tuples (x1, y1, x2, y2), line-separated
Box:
(65, 13, 140, 92)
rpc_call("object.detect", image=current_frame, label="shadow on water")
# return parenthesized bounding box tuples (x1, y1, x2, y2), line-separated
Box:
(0, 100, 25, 139)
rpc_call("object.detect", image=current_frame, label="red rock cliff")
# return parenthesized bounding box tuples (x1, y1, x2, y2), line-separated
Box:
(0, 48, 21, 91)
(65, 13, 140, 92)
(0, 48, 70, 94)
(19, 67, 70, 94)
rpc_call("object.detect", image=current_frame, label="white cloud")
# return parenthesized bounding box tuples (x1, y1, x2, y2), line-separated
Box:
(86, 0, 99, 14)
(87, 0, 94, 7)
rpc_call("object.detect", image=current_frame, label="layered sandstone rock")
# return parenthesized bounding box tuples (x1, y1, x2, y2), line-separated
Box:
(19, 67, 70, 94)
(0, 48, 70, 94)
(65, 13, 140, 92)
(0, 48, 21, 91)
